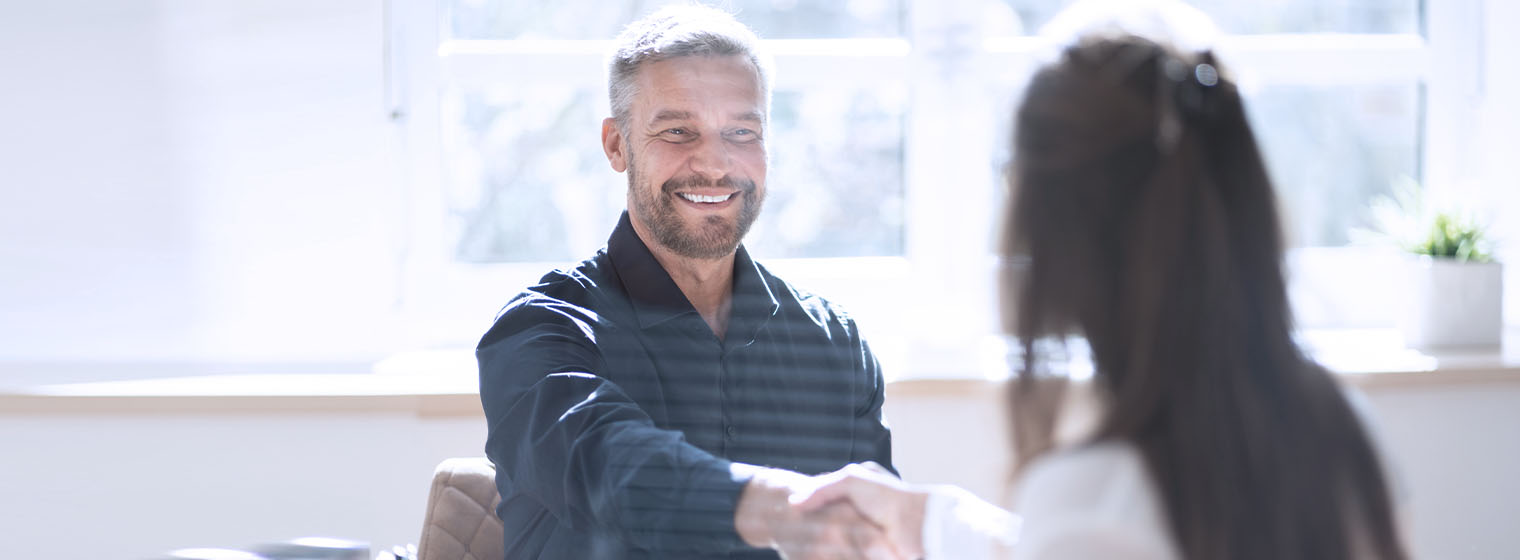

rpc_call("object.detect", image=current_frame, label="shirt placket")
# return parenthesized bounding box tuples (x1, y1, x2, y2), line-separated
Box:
(683, 317, 732, 455)
(720, 346, 741, 457)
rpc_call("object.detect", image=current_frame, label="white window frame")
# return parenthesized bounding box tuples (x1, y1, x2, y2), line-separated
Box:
(385, 0, 1489, 380)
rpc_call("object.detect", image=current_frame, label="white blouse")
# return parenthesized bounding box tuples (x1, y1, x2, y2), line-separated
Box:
(922, 442, 1176, 560)
(919, 389, 1401, 560)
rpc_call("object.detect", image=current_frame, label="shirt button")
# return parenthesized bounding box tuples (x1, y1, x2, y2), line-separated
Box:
(725, 425, 738, 439)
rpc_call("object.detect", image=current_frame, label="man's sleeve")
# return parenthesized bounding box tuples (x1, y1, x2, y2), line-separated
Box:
(477, 297, 757, 553)
(846, 320, 896, 476)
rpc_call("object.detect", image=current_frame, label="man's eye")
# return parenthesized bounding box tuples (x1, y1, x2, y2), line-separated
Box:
(659, 128, 696, 142)
(729, 129, 760, 142)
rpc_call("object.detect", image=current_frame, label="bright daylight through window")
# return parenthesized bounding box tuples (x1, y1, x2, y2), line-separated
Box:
(433, 0, 1417, 259)
(391, 0, 1463, 372)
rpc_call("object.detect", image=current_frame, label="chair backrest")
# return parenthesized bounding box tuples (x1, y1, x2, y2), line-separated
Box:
(418, 457, 504, 560)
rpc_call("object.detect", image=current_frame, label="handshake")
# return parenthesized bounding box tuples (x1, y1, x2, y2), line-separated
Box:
(734, 462, 932, 560)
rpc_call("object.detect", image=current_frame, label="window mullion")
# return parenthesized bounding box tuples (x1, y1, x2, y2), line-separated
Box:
(900, 0, 1003, 370)
(1422, 0, 1485, 200)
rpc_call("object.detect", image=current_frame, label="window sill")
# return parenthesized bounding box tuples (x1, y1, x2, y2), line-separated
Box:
(0, 368, 482, 418)
(1298, 327, 1520, 389)
(2, 328, 1515, 416)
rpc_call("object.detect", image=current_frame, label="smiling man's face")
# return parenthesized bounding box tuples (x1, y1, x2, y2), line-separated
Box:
(613, 54, 767, 260)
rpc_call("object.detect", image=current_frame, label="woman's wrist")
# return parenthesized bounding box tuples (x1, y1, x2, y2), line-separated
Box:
(899, 487, 932, 557)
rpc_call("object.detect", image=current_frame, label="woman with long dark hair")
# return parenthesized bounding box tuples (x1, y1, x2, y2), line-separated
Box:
(793, 6, 1409, 560)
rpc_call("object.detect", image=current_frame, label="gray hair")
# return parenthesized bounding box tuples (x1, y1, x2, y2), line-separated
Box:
(607, 5, 773, 136)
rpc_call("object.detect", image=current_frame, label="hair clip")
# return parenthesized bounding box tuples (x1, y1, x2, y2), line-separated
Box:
(1193, 63, 1219, 87)
(1163, 59, 1219, 88)
(1156, 55, 1221, 150)
(1164, 56, 1220, 124)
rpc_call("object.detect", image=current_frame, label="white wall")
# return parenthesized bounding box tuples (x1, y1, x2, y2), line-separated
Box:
(0, 0, 406, 368)
(0, 407, 487, 559)
(1370, 381, 1520, 559)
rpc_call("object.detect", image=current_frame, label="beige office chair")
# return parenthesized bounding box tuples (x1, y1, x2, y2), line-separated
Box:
(418, 458, 503, 560)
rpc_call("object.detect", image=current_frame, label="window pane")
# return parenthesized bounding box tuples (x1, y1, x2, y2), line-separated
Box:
(448, 0, 906, 40)
(442, 86, 623, 263)
(987, 0, 1418, 36)
(1245, 83, 1419, 248)
(441, 84, 906, 263)
(747, 87, 907, 258)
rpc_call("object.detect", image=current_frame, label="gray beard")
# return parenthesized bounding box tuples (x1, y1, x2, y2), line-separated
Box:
(626, 159, 763, 260)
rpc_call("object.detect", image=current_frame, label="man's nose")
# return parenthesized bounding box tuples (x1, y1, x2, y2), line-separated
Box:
(688, 137, 733, 182)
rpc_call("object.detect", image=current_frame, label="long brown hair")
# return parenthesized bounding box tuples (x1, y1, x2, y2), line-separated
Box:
(1003, 34, 1406, 560)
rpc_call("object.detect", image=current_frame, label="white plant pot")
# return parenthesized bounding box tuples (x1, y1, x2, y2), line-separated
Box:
(1398, 257, 1504, 349)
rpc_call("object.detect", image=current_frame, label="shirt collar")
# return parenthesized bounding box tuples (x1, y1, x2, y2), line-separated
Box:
(727, 242, 782, 347)
(606, 211, 780, 334)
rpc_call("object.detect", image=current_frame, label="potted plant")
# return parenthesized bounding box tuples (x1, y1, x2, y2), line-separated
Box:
(1363, 180, 1503, 348)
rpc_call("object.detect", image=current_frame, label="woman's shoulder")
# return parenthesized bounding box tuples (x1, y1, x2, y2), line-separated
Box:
(1011, 441, 1179, 559)
(1017, 441, 1152, 511)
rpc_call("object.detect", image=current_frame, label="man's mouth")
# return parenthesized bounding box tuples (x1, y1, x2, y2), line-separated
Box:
(677, 192, 737, 204)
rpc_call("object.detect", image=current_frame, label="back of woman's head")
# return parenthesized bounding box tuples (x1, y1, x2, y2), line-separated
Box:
(1002, 31, 1407, 560)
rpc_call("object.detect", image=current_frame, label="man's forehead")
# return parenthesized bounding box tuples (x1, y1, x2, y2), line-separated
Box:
(647, 108, 764, 124)
(624, 55, 767, 128)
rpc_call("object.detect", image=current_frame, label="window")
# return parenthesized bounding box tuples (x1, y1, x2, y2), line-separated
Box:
(388, 0, 1487, 376)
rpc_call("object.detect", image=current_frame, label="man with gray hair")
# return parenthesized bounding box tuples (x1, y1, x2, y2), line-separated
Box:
(476, 5, 898, 559)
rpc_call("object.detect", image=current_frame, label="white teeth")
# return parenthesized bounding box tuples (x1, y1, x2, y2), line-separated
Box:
(679, 192, 734, 204)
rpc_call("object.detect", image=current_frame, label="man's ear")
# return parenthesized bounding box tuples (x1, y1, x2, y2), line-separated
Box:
(601, 118, 628, 173)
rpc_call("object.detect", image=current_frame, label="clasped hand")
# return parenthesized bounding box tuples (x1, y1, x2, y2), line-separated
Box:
(736, 463, 931, 560)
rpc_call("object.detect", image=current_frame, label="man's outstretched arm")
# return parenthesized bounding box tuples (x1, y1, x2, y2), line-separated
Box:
(478, 300, 898, 557)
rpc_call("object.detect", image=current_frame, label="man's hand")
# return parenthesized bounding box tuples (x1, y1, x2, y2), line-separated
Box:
(734, 466, 904, 560)
(790, 463, 931, 560)
(774, 500, 901, 560)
